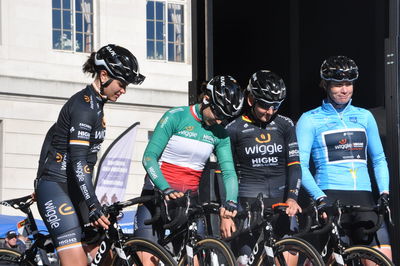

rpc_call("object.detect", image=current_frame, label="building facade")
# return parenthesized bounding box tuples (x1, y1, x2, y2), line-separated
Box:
(0, 0, 192, 216)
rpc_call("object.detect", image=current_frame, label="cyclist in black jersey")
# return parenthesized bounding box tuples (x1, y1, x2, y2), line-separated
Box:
(224, 70, 302, 265)
(34, 44, 145, 266)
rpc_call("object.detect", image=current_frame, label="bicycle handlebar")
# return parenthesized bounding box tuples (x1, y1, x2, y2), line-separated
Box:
(103, 194, 156, 219)
(310, 200, 389, 236)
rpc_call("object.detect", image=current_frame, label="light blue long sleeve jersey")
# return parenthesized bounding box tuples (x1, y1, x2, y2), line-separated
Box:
(296, 99, 390, 200)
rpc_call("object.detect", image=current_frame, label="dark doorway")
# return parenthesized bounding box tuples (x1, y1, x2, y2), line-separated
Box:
(211, 0, 387, 120)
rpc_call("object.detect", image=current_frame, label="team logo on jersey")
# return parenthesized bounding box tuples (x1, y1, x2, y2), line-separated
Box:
(84, 165, 91, 174)
(186, 126, 194, 131)
(159, 117, 169, 128)
(56, 153, 63, 163)
(84, 95, 90, 103)
(339, 138, 347, 145)
(349, 117, 358, 123)
(59, 203, 75, 215)
(255, 133, 271, 143)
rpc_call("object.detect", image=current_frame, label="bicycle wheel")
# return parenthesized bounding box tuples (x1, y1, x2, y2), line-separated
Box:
(327, 245, 393, 266)
(111, 237, 176, 266)
(0, 248, 34, 266)
(178, 237, 236, 266)
(257, 237, 324, 266)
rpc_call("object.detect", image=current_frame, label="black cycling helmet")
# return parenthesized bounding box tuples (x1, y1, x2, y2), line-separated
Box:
(247, 70, 286, 103)
(205, 75, 244, 119)
(320, 55, 358, 82)
(94, 44, 145, 85)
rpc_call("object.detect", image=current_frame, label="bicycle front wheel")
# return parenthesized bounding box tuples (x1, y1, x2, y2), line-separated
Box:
(0, 248, 33, 266)
(178, 237, 236, 266)
(257, 237, 324, 266)
(332, 245, 393, 266)
(111, 237, 176, 266)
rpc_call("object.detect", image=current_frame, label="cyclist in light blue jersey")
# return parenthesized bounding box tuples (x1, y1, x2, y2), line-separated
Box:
(296, 55, 391, 260)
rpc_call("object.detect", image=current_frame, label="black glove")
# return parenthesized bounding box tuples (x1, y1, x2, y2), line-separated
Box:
(316, 196, 328, 211)
(378, 193, 389, 206)
(222, 200, 238, 212)
(88, 202, 105, 223)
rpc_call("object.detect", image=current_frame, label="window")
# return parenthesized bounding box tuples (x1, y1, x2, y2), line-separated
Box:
(146, 1, 185, 62)
(52, 0, 94, 53)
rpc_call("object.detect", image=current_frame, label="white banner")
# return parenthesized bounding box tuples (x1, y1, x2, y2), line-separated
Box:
(95, 122, 139, 205)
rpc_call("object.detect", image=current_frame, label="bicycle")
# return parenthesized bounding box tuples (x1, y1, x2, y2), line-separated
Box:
(0, 194, 177, 266)
(308, 199, 394, 266)
(0, 195, 59, 266)
(225, 194, 325, 266)
(152, 191, 237, 266)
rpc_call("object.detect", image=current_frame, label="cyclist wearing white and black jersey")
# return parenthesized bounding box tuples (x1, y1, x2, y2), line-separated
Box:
(35, 44, 145, 266)
(223, 70, 302, 265)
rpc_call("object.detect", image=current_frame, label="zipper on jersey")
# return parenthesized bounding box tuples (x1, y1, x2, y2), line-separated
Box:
(333, 105, 357, 190)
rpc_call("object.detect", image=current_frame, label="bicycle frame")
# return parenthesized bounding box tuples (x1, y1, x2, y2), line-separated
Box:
(313, 200, 392, 264)
(0, 195, 55, 265)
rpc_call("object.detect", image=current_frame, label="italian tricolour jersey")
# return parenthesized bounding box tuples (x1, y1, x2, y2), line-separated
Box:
(142, 104, 238, 202)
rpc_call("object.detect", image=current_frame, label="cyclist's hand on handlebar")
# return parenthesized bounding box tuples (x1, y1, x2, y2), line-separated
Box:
(89, 204, 110, 230)
(92, 215, 110, 230)
(220, 200, 238, 219)
(378, 193, 389, 206)
(285, 198, 302, 217)
(220, 217, 236, 238)
(316, 196, 328, 220)
(162, 188, 184, 200)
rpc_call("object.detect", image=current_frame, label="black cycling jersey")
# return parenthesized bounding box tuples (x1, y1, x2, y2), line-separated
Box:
(35, 85, 106, 250)
(39, 85, 106, 207)
(225, 113, 301, 200)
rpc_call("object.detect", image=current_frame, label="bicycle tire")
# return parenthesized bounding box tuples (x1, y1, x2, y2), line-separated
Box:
(0, 248, 34, 266)
(111, 237, 176, 266)
(326, 245, 394, 266)
(178, 237, 236, 266)
(257, 237, 324, 266)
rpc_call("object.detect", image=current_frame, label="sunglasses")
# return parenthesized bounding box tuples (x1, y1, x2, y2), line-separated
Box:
(255, 99, 283, 110)
(210, 105, 228, 120)
(132, 73, 146, 85)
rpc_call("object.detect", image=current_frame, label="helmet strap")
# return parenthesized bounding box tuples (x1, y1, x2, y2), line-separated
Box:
(99, 78, 114, 101)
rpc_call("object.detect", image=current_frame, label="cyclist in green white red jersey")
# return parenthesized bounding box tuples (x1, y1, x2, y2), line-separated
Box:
(134, 76, 244, 262)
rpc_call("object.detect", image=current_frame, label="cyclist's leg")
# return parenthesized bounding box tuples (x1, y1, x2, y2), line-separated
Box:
(36, 178, 87, 266)
(367, 220, 392, 263)
(349, 192, 393, 262)
(133, 189, 164, 266)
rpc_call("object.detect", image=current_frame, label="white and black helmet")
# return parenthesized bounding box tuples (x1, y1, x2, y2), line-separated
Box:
(205, 75, 244, 119)
(247, 70, 286, 102)
(320, 55, 358, 82)
(94, 44, 145, 85)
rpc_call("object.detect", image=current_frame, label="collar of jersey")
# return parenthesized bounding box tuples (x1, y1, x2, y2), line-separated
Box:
(89, 84, 107, 104)
(322, 98, 352, 114)
(190, 104, 202, 122)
